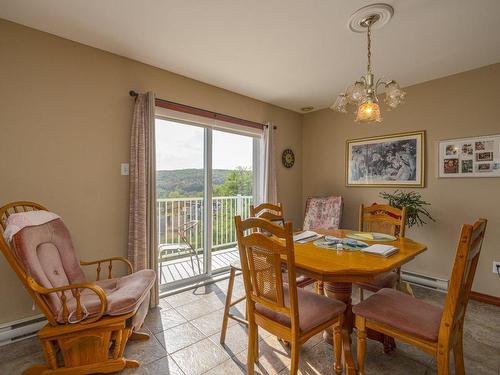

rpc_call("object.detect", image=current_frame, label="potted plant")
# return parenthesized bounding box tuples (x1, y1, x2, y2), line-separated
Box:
(379, 190, 435, 228)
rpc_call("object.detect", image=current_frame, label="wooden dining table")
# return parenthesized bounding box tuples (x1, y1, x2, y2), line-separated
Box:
(291, 229, 427, 374)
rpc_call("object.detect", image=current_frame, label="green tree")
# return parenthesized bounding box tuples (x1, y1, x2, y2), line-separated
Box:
(214, 167, 252, 196)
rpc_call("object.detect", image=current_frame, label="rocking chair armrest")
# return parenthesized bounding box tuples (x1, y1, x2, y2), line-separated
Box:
(27, 278, 108, 325)
(80, 256, 134, 279)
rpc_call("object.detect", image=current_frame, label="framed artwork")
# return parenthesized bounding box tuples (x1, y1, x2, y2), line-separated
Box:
(346, 131, 425, 187)
(438, 134, 500, 178)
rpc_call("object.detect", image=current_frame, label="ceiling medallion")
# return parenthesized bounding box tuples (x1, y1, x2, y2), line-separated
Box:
(331, 4, 406, 123)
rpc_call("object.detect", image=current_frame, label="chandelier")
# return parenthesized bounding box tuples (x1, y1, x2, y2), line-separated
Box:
(331, 4, 405, 123)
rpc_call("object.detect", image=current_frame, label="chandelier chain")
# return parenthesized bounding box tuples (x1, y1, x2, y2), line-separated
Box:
(367, 23, 372, 74)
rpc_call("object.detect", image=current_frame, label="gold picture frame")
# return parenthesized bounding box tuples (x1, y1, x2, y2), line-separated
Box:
(345, 131, 425, 187)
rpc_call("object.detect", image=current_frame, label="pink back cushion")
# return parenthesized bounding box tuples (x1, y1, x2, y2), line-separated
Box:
(11, 218, 86, 314)
(303, 196, 343, 230)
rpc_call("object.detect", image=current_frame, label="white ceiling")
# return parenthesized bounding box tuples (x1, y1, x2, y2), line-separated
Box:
(1, 0, 499, 112)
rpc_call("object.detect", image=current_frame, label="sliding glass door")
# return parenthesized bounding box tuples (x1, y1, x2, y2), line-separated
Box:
(155, 117, 258, 290)
(211, 130, 255, 272)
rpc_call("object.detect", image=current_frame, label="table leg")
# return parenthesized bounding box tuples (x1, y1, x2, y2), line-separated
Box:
(323, 282, 356, 374)
(323, 282, 353, 343)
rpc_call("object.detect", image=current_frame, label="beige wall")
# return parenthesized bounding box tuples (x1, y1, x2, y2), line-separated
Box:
(0, 20, 303, 324)
(1, 18, 498, 324)
(302, 63, 500, 298)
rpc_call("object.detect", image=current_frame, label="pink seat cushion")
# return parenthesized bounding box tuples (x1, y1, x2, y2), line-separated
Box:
(58, 269, 156, 323)
(255, 285, 345, 333)
(303, 196, 343, 231)
(10, 217, 155, 324)
(353, 288, 443, 342)
(356, 271, 399, 292)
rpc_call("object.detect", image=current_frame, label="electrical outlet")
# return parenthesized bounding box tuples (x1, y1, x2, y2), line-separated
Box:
(493, 261, 500, 274)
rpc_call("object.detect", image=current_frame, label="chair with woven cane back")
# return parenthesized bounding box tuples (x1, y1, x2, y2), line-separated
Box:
(0, 201, 156, 374)
(354, 219, 487, 375)
(355, 203, 408, 302)
(235, 216, 346, 375)
(220, 202, 313, 345)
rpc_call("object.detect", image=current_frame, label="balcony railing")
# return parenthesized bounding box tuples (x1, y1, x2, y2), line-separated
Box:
(157, 195, 253, 260)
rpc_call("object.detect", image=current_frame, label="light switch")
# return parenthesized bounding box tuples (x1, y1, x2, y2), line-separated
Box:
(121, 163, 129, 176)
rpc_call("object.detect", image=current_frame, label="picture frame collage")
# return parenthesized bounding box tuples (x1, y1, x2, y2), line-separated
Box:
(438, 134, 500, 178)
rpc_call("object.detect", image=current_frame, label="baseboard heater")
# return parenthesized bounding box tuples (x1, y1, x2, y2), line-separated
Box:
(402, 270, 449, 292)
(0, 314, 47, 346)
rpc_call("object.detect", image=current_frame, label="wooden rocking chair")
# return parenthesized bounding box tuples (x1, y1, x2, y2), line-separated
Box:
(0, 201, 156, 374)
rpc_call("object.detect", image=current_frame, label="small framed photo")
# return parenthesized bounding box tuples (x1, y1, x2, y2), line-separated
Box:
(476, 152, 493, 162)
(346, 131, 425, 187)
(461, 160, 473, 173)
(443, 159, 459, 174)
(477, 163, 491, 172)
(461, 143, 473, 157)
(438, 134, 500, 178)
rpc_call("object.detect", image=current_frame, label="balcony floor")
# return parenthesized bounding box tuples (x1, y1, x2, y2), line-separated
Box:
(159, 247, 239, 285)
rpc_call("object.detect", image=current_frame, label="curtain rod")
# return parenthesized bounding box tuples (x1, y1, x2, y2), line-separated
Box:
(129, 90, 276, 130)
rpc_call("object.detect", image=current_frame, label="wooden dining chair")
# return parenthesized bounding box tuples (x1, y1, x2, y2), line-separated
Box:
(235, 216, 346, 375)
(0, 201, 156, 374)
(220, 203, 313, 344)
(353, 218, 487, 375)
(356, 203, 408, 301)
(250, 202, 286, 226)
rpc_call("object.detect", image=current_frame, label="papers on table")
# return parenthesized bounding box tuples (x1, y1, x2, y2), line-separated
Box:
(293, 231, 322, 243)
(361, 244, 399, 257)
(346, 232, 397, 241)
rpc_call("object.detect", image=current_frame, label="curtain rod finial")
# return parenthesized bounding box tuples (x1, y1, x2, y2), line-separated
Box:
(129, 90, 139, 97)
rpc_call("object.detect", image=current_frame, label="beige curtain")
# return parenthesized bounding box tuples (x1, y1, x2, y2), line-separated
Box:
(259, 123, 278, 204)
(128, 91, 159, 307)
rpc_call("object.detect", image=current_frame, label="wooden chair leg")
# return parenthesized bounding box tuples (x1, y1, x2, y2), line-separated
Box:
(333, 316, 343, 375)
(316, 281, 324, 295)
(220, 267, 236, 344)
(359, 287, 364, 301)
(290, 341, 300, 375)
(247, 320, 257, 375)
(130, 331, 150, 341)
(437, 350, 450, 375)
(254, 328, 259, 363)
(125, 359, 140, 368)
(356, 316, 367, 375)
(453, 328, 465, 375)
(383, 335, 396, 353)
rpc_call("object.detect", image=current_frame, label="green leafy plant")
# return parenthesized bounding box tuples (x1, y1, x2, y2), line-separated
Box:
(379, 190, 436, 228)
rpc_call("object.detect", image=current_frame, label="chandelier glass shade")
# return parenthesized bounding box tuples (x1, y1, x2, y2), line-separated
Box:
(331, 14, 405, 123)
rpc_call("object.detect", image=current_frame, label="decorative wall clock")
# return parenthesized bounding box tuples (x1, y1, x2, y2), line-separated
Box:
(282, 149, 295, 168)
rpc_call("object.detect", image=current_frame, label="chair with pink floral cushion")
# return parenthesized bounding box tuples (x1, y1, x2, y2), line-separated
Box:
(302, 196, 343, 294)
(0, 201, 156, 375)
(303, 196, 343, 231)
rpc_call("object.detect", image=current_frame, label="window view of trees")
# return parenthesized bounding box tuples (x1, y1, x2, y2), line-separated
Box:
(156, 167, 252, 198)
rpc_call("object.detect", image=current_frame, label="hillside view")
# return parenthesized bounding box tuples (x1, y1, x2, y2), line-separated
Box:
(157, 168, 252, 198)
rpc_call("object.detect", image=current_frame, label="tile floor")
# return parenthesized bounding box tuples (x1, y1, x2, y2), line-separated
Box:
(1, 276, 499, 374)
